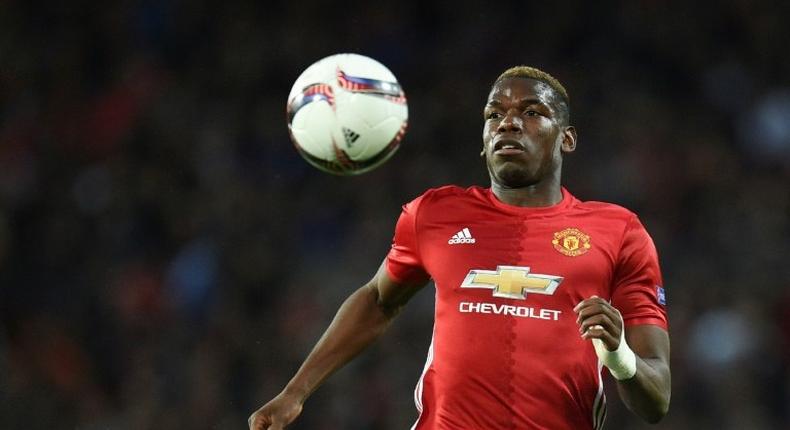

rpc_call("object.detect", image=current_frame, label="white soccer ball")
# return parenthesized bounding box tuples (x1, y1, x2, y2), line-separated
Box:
(287, 53, 408, 175)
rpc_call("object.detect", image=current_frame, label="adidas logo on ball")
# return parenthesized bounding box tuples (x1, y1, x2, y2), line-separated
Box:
(343, 127, 360, 147)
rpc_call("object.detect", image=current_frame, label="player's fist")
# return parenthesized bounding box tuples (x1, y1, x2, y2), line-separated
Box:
(248, 391, 304, 430)
(574, 295, 637, 380)
(573, 295, 622, 351)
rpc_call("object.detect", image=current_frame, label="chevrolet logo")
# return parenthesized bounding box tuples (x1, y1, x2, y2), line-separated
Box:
(460, 266, 563, 300)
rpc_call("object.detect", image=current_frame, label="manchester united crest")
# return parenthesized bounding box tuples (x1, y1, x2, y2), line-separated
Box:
(552, 228, 591, 257)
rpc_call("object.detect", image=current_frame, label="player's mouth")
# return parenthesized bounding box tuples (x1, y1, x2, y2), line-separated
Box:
(493, 138, 526, 155)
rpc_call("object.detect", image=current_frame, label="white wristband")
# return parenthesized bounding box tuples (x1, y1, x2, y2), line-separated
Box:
(591, 313, 637, 380)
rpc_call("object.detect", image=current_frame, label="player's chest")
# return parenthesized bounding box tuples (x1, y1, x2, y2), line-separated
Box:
(419, 217, 620, 291)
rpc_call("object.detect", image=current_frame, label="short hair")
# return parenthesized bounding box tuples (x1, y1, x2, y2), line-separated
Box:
(494, 66, 570, 124)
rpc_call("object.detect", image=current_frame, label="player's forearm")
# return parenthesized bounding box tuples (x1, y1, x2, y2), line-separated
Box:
(617, 356, 671, 423)
(281, 284, 396, 402)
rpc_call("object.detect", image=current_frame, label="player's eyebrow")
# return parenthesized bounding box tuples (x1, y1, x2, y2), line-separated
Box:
(485, 98, 550, 109)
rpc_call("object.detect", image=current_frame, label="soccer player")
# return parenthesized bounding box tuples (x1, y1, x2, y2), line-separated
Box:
(249, 66, 670, 429)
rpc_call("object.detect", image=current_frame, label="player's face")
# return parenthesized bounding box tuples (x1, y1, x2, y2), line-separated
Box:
(482, 77, 575, 188)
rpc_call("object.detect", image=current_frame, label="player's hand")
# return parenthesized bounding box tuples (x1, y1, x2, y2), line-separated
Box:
(248, 391, 304, 430)
(573, 295, 622, 351)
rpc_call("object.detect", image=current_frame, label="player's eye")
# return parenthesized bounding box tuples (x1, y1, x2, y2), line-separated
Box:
(486, 112, 503, 120)
(525, 110, 540, 117)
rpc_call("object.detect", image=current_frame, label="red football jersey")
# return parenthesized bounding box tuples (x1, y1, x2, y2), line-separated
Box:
(386, 186, 667, 430)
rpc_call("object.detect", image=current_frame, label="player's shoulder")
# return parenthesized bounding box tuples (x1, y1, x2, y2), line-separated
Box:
(409, 184, 485, 206)
(573, 197, 639, 223)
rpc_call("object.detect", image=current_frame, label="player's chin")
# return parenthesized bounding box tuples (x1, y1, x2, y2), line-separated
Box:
(493, 163, 540, 188)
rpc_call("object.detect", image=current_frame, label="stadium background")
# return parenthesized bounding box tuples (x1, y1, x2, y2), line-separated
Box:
(1, 1, 789, 429)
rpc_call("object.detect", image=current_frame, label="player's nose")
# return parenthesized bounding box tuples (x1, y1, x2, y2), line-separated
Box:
(497, 111, 522, 134)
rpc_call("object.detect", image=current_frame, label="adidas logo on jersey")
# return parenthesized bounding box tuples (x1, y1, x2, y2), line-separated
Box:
(448, 228, 476, 244)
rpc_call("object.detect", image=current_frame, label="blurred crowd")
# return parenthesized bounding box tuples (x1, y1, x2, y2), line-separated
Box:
(1, 1, 789, 429)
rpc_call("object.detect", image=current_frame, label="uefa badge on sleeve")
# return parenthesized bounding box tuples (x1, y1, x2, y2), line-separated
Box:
(656, 286, 666, 306)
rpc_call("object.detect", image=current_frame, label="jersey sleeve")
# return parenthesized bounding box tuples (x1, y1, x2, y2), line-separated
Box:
(385, 194, 431, 284)
(611, 215, 668, 329)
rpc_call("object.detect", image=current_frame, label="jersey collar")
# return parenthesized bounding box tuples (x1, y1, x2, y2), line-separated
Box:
(485, 186, 577, 216)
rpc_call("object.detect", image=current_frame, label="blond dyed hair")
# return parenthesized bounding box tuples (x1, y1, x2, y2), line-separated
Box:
(496, 66, 569, 104)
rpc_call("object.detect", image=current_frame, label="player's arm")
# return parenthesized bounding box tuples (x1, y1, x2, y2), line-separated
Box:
(248, 261, 428, 430)
(617, 324, 670, 422)
(575, 297, 670, 423)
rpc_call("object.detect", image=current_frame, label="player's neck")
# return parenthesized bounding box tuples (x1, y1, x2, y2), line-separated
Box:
(490, 179, 563, 208)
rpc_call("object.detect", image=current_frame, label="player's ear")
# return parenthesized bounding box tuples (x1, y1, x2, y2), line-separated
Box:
(561, 126, 577, 153)
(480, 148, 485, 157)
